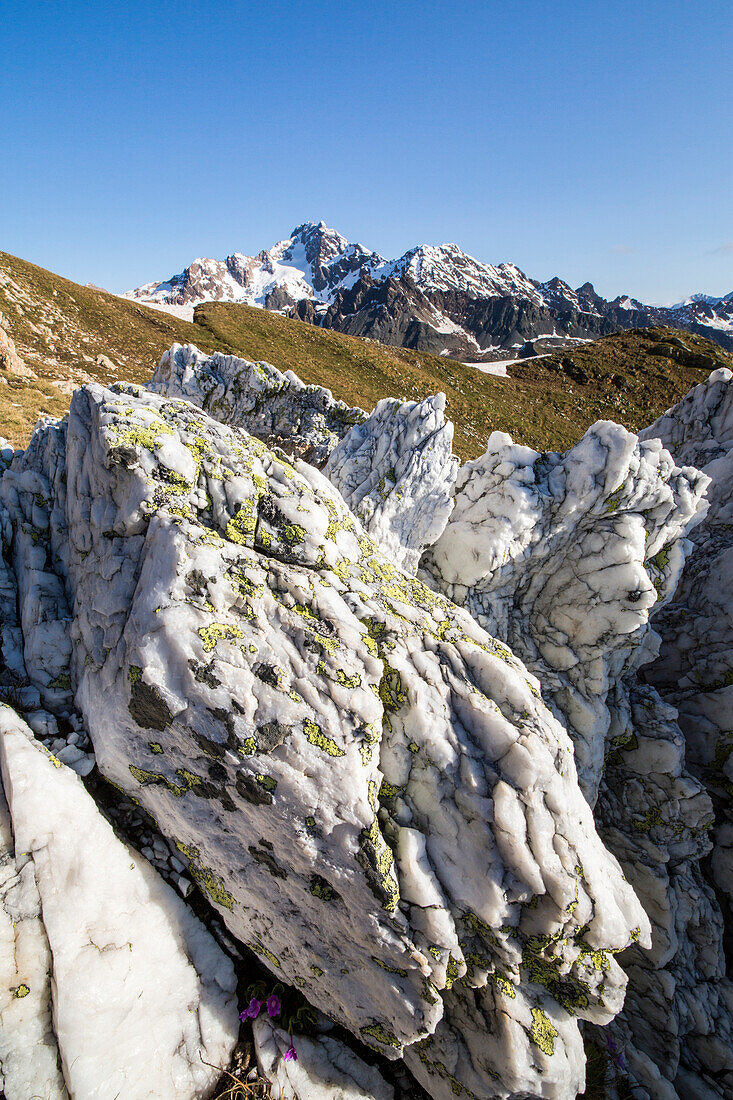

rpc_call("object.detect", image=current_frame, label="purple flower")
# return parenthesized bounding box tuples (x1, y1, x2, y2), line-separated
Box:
(239, 997, 263, 1021)
(267, 994, 281, 1018)
(284, 1043, 297, 1062)
(606, 1036, 626, 1070)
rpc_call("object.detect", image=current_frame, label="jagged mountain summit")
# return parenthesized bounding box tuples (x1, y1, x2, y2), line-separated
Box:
(128, 221, 733, 359)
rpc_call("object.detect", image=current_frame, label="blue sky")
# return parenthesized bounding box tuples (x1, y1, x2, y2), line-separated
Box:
(2, 0, 731, 303)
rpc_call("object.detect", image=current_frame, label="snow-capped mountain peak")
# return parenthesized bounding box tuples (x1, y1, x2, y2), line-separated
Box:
(127, 221, 386, 314)
(127, 222, 733, 358)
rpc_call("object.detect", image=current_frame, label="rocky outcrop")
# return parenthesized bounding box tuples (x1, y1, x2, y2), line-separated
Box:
(150, 343, 366, 466)
(0, 706, 238, 1099)
(421, 421, 732, 1097)
(641, 369, 733, 963)
(324, 394, 458, 573)
(0, 377, 654, 1099)
(4, 336, 733, 1097)
(0, 315, 33, 378)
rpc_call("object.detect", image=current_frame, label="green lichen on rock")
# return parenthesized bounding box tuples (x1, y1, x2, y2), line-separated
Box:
(358, 816, 400, 913)
(530, 1007, 558, 1055)
(255, 772, 278, 792)
(129, 763, 203, 798)
(174, 839, 236, 911)
(110, 417, 174, 453)
(303, 717, 345, 758)
(360, 1022, 402, 1051)
(197, 622, 245, 653)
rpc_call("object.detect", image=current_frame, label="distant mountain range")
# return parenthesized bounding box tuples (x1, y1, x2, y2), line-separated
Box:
(127, 221, 733, 359)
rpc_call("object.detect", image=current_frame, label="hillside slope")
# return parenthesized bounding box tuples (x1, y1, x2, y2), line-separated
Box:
(193, 302, 733, 457)
(1, 250, 731, 457)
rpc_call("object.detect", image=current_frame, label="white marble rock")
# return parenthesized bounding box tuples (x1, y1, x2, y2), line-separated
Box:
(324, 394, 458, 574)
(0, 705, 238, 1100)
(150, 342, 367, 466)
(40, 380, 651, 1100)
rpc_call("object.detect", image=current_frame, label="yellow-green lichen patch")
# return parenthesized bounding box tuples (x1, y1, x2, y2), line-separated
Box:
(444, 953, 464, 989)
(128, 665, 143, 684)
(303, 718, 345, 758)
(491, 972, 516, 998)
(530, 1007, 558, 1055)
(357, 722, 381, 766)
(333, 669, 362, 688)
(225, 501, 258, 545)
(360, 1023, 402, 1051)
(255, 773, 278, 792)
(632, 805, 664, 833)
(110, 418, 174, 452)
(378, 663, 407, 713)
(197, 622, 245, 653)
(239, 737, 257, 756)
(359, 817, 400, 913)
(603, 483, 626, 513)
(371, 956, 408, 976)
(48, 672, 71, 690)
(174, 840, 236, 911)
(149, 742, 164, 755)
(129, 764, 203, 798)
(12, 983, 30, 998)
(310, 964, 324, 977)
(252, 941, 282, 969)
(310, 875, 339, 901)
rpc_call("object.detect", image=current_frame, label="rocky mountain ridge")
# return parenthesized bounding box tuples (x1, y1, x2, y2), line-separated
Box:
(128, 221, 733, 359)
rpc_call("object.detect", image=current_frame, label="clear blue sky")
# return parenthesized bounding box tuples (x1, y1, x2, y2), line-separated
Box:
(2, 0, 731, 303)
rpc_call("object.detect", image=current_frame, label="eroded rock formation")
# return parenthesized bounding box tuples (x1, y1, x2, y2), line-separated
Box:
(0, 342, 731, 1098)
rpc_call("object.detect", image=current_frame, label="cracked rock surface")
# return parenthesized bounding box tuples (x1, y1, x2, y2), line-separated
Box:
(0, 706, 238, 1099)
(8, 379, 651, 1099)
(150, 342, 367, 466)
(421, 419, 732, 1097)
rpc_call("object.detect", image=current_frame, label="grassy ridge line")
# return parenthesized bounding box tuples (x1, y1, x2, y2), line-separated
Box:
(194, 302, 733, 458)
(0, 250, 229, 446)
(1, 249, 731, 457)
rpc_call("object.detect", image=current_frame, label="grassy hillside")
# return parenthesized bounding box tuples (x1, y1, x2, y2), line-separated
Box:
(194, 302, 733, 458)
(1, 249, 730, 457)
(0, 251, 228, 445)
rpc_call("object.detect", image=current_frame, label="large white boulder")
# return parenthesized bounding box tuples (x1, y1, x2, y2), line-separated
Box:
(324, 394, 458, 573)
(38, 380, 650, 1099)
(0, 706, 238, 1100)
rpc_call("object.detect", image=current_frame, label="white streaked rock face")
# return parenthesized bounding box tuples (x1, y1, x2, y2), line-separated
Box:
(0, 706, 238, 1100)
(421, 418, 733, 1098)
(324, 394, 458, 573)
(150, 343, 367, 466)
(421, 421, 708, 798)
(50, 381, 649, 1099)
